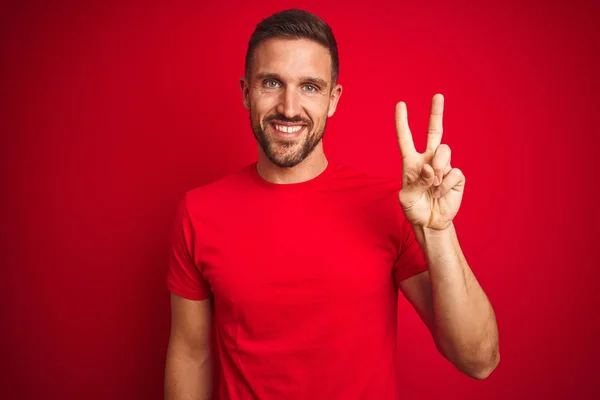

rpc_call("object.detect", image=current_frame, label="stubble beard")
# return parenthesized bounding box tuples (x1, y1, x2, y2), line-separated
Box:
(250, 109, 327, 169)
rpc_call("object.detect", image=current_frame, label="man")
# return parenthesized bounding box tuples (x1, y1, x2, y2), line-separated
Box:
(164, 8, 499, 400)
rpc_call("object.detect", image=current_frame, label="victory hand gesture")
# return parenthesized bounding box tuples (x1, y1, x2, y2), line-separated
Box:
(395, 94, 465, 231)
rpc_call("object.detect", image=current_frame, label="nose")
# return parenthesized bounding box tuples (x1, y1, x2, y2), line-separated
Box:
(276, 87, 301, 119)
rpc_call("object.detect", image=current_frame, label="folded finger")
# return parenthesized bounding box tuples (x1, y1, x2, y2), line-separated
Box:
(433, 167, 465, 198)
(431, 144, 451, 186)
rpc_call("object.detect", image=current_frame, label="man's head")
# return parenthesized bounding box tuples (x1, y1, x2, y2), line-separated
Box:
(241, 9, 343, 168)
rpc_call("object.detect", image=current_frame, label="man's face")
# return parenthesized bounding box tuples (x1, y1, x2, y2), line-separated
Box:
(241, 38, 342, 168)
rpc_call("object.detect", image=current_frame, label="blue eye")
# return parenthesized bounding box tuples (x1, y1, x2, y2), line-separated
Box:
(304, 85, 317, 92)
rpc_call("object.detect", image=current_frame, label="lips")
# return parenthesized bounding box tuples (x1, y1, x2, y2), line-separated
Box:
(269, 122, 306, 138)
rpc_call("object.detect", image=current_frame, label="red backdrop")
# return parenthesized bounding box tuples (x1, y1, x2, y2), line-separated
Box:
(2, 0, 600, 399)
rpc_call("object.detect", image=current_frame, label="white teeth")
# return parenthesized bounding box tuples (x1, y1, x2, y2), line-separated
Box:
(274, 124, 302, 133)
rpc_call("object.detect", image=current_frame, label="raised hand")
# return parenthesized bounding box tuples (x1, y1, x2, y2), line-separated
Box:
(395, 94, 465, 230)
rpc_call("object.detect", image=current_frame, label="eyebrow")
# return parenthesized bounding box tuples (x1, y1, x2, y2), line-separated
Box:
(255, 72, 329, 89)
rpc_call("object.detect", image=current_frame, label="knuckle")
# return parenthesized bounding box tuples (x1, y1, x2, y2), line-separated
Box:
(453, 168, 465, 182)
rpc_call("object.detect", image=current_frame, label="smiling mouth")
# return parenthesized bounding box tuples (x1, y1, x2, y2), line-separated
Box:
(270, 122, 306, 138)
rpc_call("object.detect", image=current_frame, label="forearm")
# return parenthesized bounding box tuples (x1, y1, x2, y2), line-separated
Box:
(164, 342, 212, 400)
(413, 223, 499, 379)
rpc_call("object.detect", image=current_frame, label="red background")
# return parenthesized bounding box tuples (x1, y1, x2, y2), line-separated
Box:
(2, 0, 599, 399)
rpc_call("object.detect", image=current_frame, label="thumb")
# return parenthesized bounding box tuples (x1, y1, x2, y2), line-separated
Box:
(400, 164, 434, 207)
(411, 163, 435, 193)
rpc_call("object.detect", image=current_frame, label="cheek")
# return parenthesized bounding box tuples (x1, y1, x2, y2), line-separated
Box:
(251, 92, 277, 110)
(306, 102, 329, 123)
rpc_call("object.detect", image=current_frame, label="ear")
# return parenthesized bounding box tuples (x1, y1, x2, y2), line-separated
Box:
(327, 83, 343, 117)
(240, 77, 250, 110)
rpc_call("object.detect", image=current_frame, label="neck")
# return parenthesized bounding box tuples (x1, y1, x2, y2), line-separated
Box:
(256, 143, 328, 184)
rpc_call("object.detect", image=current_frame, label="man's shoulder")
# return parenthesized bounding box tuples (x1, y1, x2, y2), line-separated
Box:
(331, 161, 409, 233)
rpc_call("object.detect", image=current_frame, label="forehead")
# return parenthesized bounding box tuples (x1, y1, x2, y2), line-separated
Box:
(251, 38, 332, 82)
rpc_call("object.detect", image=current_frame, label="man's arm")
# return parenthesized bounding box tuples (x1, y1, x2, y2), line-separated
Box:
(393, 94, 499, 379)
(165, 293, 213, 400)
(399, 223, 500, 380)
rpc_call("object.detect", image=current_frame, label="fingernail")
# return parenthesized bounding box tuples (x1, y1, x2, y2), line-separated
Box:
(433, 176, 440, 186)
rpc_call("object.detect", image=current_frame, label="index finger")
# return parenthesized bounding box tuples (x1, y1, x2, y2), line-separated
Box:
(395, 101, 417, 158)
(426, 93, 444, 154)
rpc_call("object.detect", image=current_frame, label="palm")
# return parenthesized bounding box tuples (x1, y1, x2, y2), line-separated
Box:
(395, 94, 465, 230)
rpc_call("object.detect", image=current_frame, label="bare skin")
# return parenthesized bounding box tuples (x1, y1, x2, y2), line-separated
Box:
(164, 294, 213, 400)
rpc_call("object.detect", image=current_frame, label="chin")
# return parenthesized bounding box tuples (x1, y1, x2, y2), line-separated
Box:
(266, 148, 305, 169)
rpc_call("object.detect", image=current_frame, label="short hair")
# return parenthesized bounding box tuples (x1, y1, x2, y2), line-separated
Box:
(244, 9, 339, 84)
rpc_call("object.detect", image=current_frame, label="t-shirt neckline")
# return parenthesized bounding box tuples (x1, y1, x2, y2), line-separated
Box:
(249, 160, 333, 191)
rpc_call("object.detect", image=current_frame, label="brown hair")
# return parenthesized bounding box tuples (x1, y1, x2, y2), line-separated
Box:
(244, 9, 339, 84)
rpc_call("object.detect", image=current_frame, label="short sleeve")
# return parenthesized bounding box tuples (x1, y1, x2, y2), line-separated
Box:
(166, 194, 212, 300)
(393, 211, 429, 286)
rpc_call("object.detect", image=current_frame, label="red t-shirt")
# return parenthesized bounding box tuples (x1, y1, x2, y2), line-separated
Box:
(167, 160, 428, 400)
